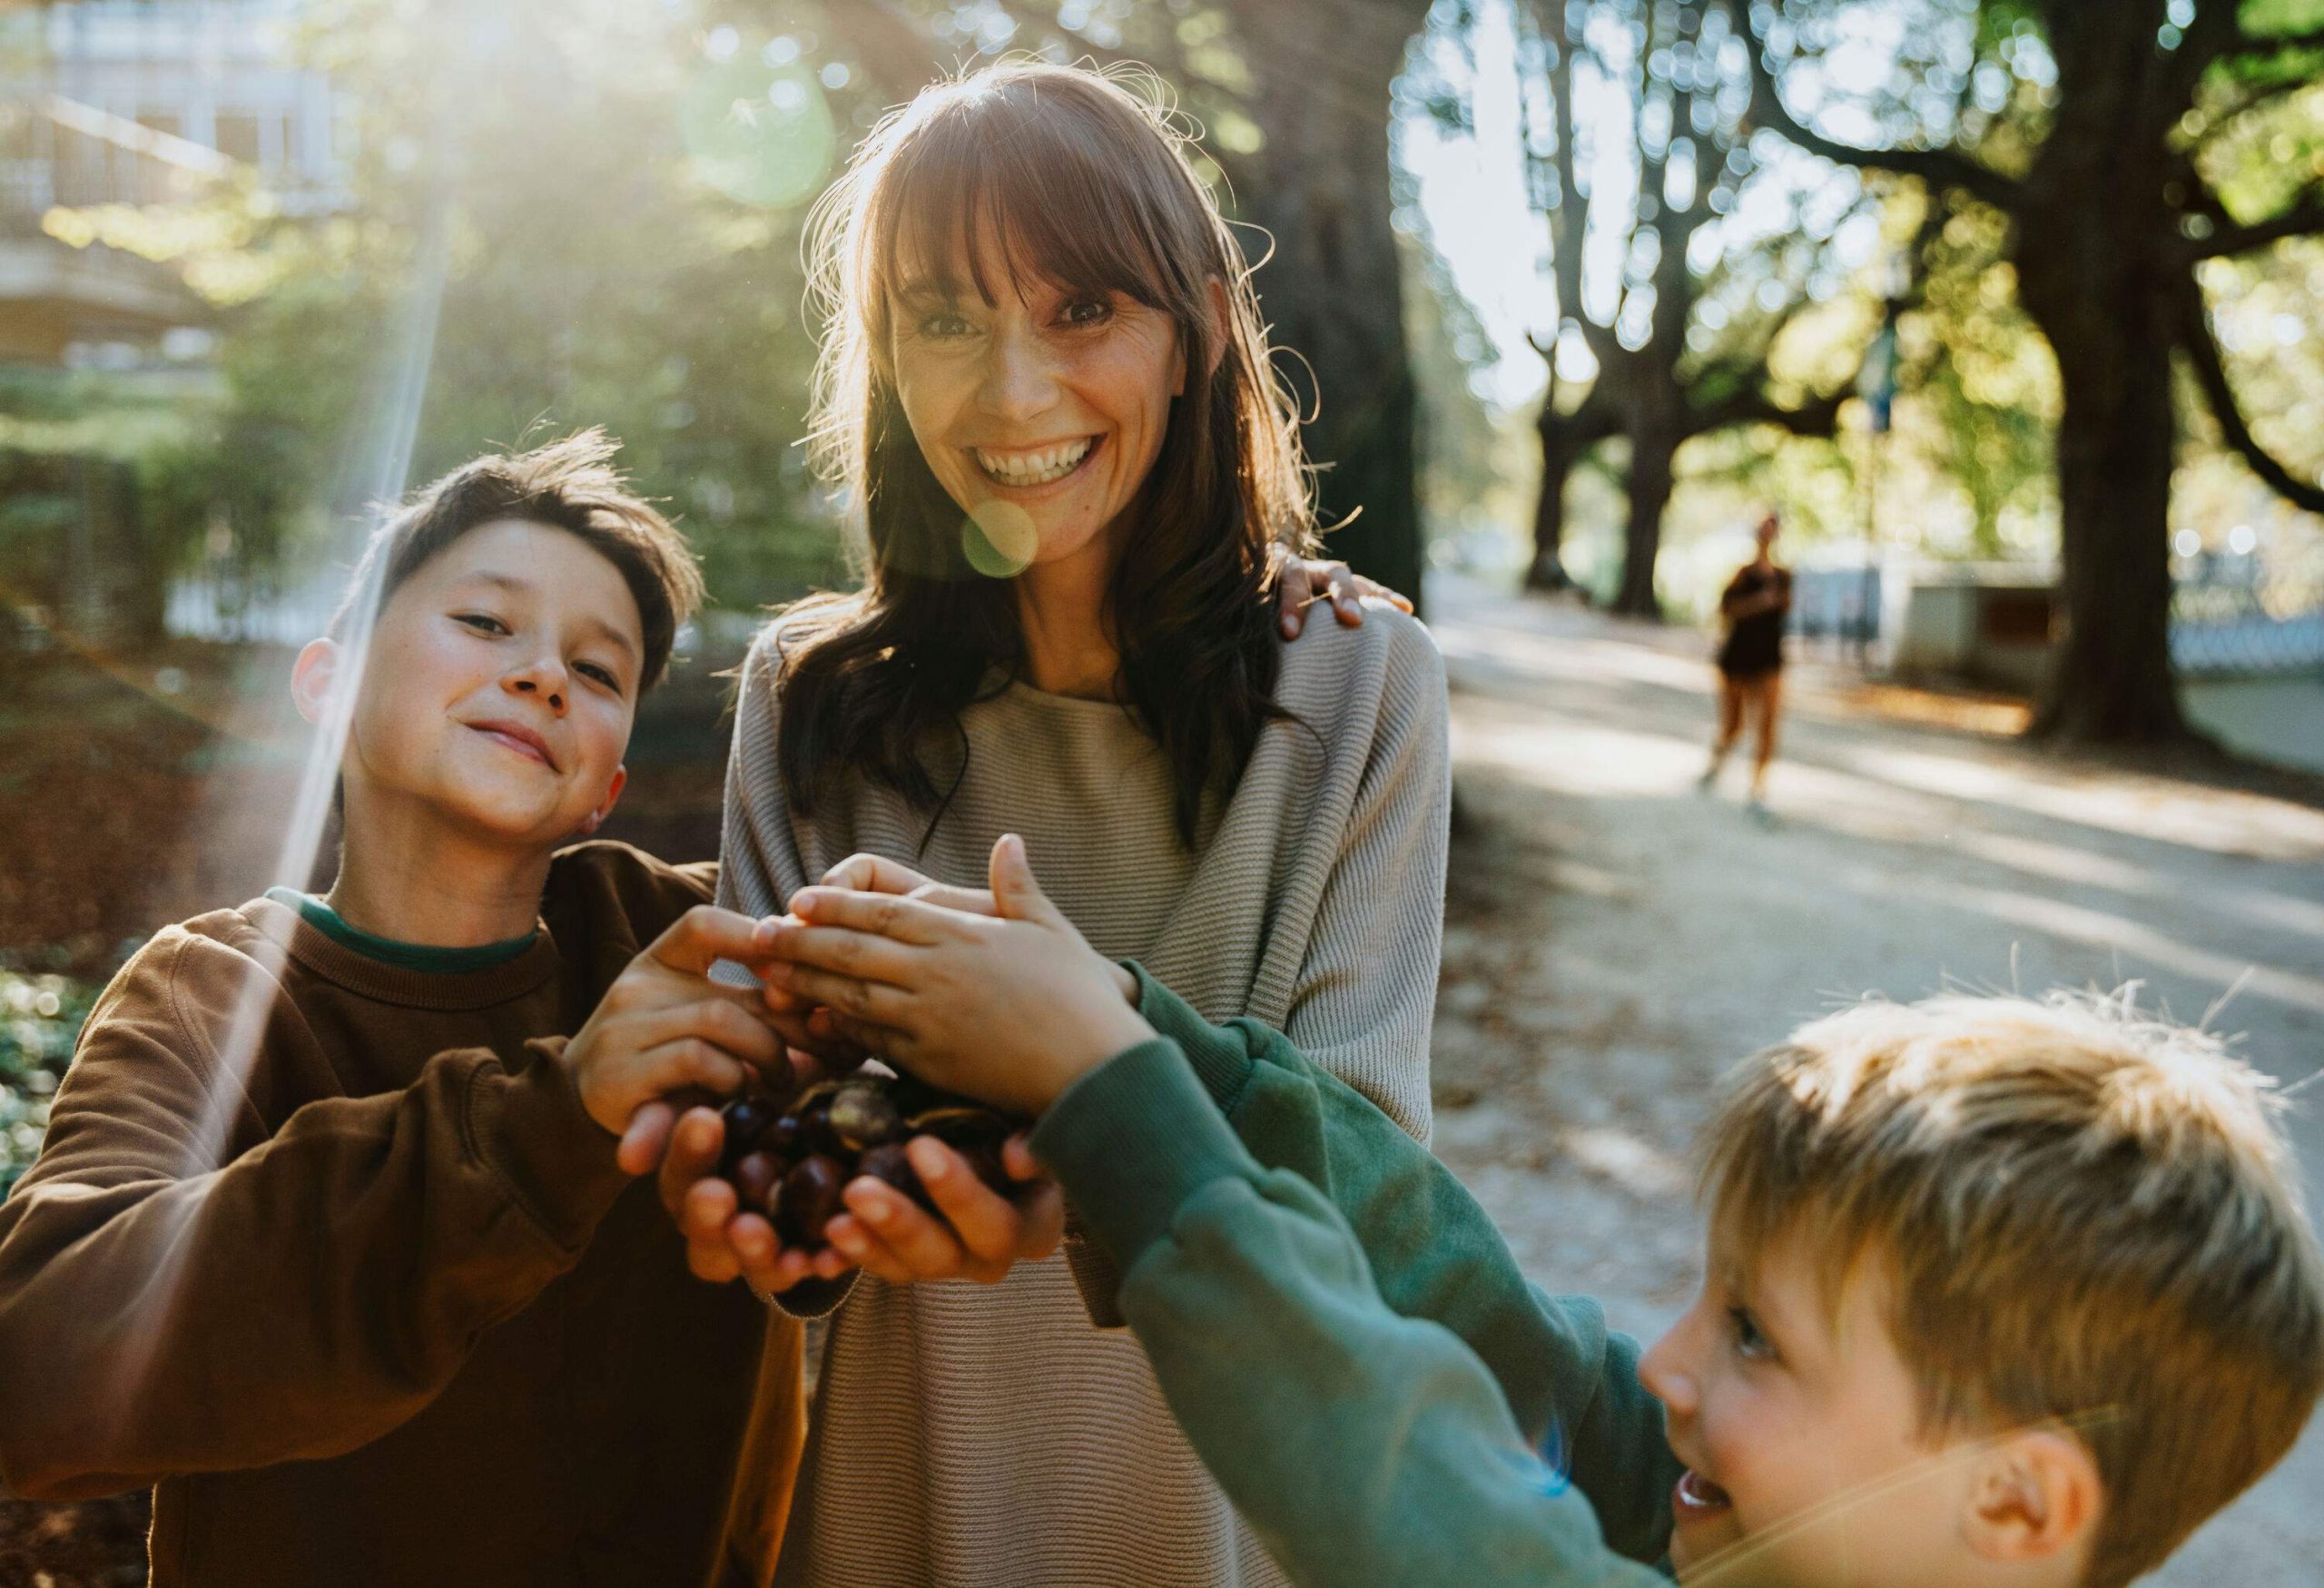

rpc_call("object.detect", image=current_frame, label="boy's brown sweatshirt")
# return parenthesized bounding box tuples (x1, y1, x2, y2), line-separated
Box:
(0, 842, 803, 1588)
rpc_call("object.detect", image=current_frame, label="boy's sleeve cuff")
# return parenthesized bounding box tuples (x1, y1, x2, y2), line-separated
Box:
(1123, 962, 1258, 1113)
(1030, 1038, 1259, 1272)
(481, 1036, 633, 1250)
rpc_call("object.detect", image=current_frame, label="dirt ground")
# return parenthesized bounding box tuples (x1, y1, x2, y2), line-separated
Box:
(1424, 573, 2324, 1584)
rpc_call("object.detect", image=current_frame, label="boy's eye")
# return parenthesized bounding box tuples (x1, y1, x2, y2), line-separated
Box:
(455, 612, 508, 636)
(1728, 1306, 1777, 1362)
(575, 660, 623, 692)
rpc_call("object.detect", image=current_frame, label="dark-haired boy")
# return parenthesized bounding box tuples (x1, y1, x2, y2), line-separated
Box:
(0, 434, 829, 1588)
(0, 431, 1399, 1588)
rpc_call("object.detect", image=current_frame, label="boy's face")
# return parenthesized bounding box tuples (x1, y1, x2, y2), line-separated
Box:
(1639, 1224, 1983, 1588)
(326, 518, 642, 847)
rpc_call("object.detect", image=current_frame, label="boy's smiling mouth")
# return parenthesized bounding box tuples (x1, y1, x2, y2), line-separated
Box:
(1672, 1468, 1732, 1521)
(467, 719, 560, 772)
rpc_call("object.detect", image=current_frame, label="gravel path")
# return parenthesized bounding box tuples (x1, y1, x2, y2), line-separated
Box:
(1423, 574, 2324, 1584)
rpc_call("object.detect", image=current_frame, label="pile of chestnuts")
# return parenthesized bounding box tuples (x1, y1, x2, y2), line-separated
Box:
(715, 1070, 1020, 1250)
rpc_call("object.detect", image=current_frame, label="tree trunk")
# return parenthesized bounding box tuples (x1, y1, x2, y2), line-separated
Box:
(1613, 426, 1676, 618)
(2014, 6, 2191, 741)
(1226, 1, 1426, 608)
(1526, 419, 1581, 591)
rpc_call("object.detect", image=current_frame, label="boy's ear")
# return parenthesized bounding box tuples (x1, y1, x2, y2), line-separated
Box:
(1958, 1428, 2102, 1569)
(290, 638, 343, 726)
(577, 764, 628, 837)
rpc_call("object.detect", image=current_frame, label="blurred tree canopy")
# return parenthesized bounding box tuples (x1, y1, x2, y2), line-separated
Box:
(1742, 0, 2324, 742)
(22, 0, 1435, 615)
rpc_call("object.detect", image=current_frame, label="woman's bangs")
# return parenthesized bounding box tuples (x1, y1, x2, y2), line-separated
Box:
(873, 100, 1179, 315)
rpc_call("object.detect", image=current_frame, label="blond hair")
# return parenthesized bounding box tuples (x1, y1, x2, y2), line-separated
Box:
(1702, 991, 2324, 1588)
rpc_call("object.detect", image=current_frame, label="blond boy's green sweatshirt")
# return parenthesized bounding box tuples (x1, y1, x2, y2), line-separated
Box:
(1050, 966, 1682, 1588)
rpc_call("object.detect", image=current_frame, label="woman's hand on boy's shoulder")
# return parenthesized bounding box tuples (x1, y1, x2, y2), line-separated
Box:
(1276, 556, 1412, 639)
(645, 1105, 1062, 1293)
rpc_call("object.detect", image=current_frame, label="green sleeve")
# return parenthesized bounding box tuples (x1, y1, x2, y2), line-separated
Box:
(1130, 964, 1679, 1567)
(1032, 1040, 1673, 1588)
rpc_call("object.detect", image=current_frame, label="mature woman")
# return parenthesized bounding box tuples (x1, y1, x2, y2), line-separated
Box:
(1700, 511, 1791, 821)
(702, 63, 1448, 1587)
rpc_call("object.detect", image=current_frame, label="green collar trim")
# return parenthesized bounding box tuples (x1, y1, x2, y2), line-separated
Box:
(264, 887, 541, 974)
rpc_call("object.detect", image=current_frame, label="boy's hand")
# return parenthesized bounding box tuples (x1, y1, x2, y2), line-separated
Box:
(566, 905, 790, 1164)
(1276, 555, 1413, 638)
(654, 1106, 1063, 1291)
(763, 834, 1153, 1116)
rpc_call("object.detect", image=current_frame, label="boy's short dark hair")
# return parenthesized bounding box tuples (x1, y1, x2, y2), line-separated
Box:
(332, 430, 703, 689)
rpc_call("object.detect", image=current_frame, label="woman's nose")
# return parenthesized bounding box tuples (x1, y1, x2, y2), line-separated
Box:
(979, 325, 1060, 422)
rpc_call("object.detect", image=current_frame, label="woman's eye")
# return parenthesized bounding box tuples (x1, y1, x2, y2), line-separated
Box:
(918, 312, 973, 339)
(455, 612, 508, 636)
(1728, 1307, 1776, 1362)
(1061, 298, 1112, 327)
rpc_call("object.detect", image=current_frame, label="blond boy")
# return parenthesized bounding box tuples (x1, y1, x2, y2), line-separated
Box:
(717, 841, 2324, 1587)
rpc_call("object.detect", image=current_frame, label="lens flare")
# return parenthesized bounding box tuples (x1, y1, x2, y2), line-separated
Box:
(678, 57, 836, 211)
(961, 499, 1039, 577)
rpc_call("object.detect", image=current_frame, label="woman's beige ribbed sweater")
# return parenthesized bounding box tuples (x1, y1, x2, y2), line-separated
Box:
(717, 607, 1449, 1588)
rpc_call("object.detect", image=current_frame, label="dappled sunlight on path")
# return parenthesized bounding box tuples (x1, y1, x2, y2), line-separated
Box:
(1423, 575, 2324, 1588)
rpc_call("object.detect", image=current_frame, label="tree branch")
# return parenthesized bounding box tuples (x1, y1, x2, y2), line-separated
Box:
(2231, 25, 2324, 59)
(1738, 10, 2023, 212)
(2176, 274, 2324, 514)
(1690, 380, 1845, 439)
(2193, 191, 2324, 256)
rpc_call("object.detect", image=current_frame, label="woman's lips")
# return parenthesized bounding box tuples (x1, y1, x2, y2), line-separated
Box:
(970, 433, 1103, 494)
(1673, 1468, 1733, 1521)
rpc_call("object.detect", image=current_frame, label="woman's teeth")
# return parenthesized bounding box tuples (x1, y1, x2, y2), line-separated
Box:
(975, 437, 1093, 486)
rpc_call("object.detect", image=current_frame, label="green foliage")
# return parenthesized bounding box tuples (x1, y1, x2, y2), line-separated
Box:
(0, 967, 100, 1198)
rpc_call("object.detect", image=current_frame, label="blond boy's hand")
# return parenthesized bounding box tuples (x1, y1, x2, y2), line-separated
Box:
(763, 834, 1153, 1116)
(566, 905, 790, 1165)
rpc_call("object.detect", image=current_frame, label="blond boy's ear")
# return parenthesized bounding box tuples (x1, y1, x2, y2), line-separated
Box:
(1958, 1428, 2102, 1571)
(290, 638, 343, 726)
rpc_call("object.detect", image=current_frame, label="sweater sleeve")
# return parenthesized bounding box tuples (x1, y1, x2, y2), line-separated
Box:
(1281, 614, 1449, 1143)
(0, 929, 632, 1500)
(1131, 967, 1679, 1565)
(1032, 1041, 1672, 1588)
(714, 628, 856, 1320)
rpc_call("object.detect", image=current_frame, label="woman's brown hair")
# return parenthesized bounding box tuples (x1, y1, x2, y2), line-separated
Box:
(774, 59, 1316, 843)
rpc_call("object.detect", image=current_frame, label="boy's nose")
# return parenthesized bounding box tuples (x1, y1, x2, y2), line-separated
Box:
(506, 666, 566, 715)
(1638, 1316, 1699, 1417)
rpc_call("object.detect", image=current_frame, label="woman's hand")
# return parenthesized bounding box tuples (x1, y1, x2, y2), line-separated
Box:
(1275, 556, 1413, 638)
(764, 834, 1154, 1116)
(651, 1104, 1063, 1292)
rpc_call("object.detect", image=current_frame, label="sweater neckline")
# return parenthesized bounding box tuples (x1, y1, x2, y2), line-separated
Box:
(262, 887, 541, 974)
(251, 894, 563, 1011)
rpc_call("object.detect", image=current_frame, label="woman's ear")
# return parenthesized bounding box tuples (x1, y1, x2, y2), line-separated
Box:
(1204, 276, 1231, 379)
(290, 638, 342, 726)
(1957, 1428, 2102, 1571)
(1177, 277, 1233, 396)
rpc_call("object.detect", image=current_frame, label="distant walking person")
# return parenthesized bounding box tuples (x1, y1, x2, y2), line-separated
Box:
(1700, 511, 1790, 821)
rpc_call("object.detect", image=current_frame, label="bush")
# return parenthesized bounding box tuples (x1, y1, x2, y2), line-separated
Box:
(0, 968, 101, 1198)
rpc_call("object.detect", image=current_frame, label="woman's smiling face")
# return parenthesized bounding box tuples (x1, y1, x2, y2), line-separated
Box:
(887, 234, 1187, 579)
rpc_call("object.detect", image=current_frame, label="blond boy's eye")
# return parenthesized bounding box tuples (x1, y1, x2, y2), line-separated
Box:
(1728, 1306, 1776, 1361)
(455, 612, 508, 636)
(576, 661, 622, 691)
